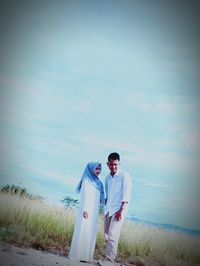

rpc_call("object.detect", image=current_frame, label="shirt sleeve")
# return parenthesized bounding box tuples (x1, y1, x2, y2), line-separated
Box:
(122, 172, 132, 203)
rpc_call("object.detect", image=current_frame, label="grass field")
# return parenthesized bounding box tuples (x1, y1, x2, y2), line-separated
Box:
(0, 192, 199, 266)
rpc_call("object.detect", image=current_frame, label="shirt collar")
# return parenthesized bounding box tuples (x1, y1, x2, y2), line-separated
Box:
(110, 171, 120, 178)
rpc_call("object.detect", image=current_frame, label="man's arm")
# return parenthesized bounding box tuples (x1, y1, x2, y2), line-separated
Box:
(115, 173, 132, 221)
(120, 201, 128, 211)
(122, 172, 132, 203)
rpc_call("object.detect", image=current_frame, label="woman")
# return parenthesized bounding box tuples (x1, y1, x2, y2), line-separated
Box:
(68, 162, 105, 263)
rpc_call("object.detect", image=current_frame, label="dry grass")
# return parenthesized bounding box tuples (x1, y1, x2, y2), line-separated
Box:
(118, 221, 200, 266)
(0, 192, 200, 266)
(0, 192, 75, 254)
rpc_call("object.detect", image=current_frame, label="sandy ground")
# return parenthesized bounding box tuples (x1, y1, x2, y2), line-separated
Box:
(0, 241, 190, 266)
(0, 242, 130, 266)
(0, 241, 165, 266)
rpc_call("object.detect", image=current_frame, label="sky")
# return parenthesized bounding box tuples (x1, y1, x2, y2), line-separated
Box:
(0, 0, 200, 230)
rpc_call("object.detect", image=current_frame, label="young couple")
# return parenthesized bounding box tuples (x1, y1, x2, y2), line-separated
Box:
(68, 152, 132, 264)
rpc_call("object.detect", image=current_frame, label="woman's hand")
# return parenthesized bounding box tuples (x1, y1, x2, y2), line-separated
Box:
(83, 211, 89, 219)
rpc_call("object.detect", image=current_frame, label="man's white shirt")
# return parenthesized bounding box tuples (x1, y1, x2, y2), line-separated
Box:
(104, 171, 132, 217)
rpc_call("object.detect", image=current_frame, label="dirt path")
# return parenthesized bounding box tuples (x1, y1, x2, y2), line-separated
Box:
(0, 242, 128, 266)
(0, 241, 101, 266)
(0, 241, 165, 266)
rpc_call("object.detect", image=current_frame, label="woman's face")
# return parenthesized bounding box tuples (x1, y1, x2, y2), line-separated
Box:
(94, 164, 101, 176)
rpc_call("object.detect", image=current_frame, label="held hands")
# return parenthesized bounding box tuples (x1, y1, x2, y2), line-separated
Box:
(83, 211, 89, 219)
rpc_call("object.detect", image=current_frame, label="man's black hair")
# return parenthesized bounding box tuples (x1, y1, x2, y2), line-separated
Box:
(108, 152, 120, 161)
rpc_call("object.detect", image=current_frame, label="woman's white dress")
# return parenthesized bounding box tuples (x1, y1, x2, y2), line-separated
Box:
(68, 179, 100, 262)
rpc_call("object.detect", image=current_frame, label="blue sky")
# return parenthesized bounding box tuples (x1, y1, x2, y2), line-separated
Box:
(0, 0, 200, 230)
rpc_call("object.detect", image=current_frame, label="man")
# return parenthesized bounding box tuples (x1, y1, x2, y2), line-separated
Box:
(104, 152, 132, 262)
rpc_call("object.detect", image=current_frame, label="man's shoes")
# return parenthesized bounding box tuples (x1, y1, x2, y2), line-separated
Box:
(107, 257, 115, 263)
(95, 258, 115, 266)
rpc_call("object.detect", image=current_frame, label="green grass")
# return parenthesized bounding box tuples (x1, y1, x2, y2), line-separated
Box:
(0, 192, 200, 266)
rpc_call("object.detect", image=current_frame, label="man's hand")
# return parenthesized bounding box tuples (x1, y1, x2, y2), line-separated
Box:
(83, 211, 89, 219)
(114, 209, 123, 221)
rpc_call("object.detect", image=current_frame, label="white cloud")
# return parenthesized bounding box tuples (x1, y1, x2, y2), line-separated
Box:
(0, 141, 28, 164)
(41, 170, 77, 186)
(184, 132, 200, 152)
(73, 134, 200, 174)
(24, 163, 78, 187)
(142, 181, 169, 189)
(72, 135, 143, 154)
(158, 130, 200, 153)
(124, 92, 199, 115)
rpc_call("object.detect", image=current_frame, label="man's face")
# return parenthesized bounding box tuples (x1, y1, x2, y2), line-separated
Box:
(107, 159, 120, 175)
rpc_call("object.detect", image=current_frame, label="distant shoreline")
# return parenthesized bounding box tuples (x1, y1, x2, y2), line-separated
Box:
(127, 216, 200, 237)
